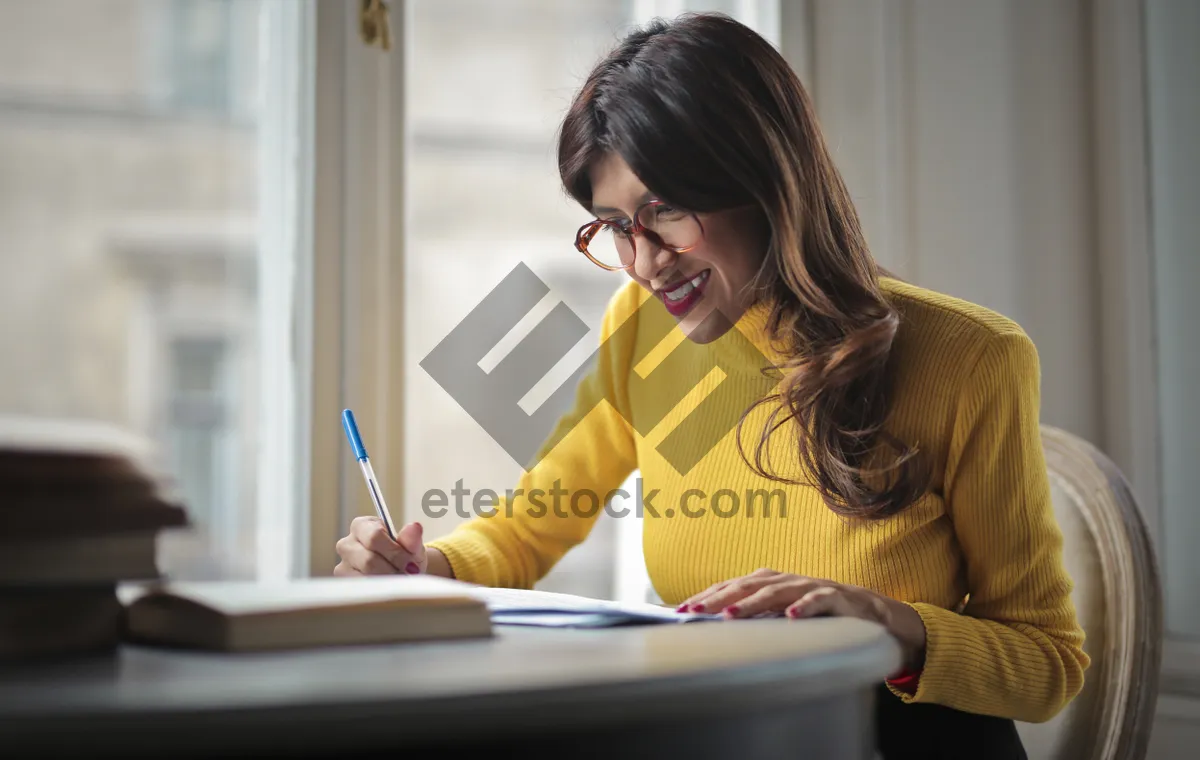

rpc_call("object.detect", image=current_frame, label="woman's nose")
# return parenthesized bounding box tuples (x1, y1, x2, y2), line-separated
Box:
(631, 233, 676, 282)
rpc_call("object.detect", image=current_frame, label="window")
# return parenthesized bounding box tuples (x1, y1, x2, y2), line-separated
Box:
(0, 0, 311, 581)
(168, 336, 233, 532)
(166, 0, 235, 113)
(403, 0, 630, 599)
(403, 0, 779, 600)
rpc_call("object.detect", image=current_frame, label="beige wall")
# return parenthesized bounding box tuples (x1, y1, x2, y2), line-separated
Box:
(793, 0, 1101, 445)
(780, 0, 1197, 753)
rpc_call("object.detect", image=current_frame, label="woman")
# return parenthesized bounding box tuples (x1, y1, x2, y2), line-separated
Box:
(334, 13, 1087, 758)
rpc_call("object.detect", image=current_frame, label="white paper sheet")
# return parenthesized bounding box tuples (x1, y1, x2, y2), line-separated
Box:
(468, 586, 722, 625)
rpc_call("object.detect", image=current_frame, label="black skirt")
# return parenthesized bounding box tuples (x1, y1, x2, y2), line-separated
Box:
(874, 684, 1028, 760)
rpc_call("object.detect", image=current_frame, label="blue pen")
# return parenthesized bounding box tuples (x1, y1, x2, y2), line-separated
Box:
(341, 409, 399, 540)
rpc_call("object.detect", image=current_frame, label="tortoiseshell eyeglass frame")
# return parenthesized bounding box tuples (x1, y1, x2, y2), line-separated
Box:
(573, 199, 705, 272)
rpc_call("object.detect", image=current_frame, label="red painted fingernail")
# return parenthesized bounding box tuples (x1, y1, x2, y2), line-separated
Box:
(787, 607, 800, 618)
(690, 603, 706, 613)
(405, 562, 420, 574)
(724, 605, 740, 616)
(676, 604, 688, 612)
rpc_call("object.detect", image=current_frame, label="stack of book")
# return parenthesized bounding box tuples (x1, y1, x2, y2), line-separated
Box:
(0, 416, 189, 659)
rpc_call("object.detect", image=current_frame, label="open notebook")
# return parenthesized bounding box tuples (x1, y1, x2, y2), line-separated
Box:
(471, 586, 722, 627)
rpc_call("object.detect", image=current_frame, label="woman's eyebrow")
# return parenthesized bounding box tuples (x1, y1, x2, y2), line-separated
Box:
(591, 192, 656, 217)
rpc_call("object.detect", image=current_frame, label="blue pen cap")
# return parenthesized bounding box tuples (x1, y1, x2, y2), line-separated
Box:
(342, 409, 369, 461)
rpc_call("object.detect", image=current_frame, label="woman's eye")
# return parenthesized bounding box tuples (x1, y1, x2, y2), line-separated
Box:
(655, 205, 686, 220)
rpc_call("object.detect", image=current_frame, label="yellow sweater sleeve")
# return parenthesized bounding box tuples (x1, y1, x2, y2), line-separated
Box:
(425, 284, 641, 589)
(891, 330, 1090, 722)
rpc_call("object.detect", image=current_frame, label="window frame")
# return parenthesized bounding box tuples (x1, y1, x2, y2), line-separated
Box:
(304, 0, 407, 577)
(256, 0, 320, 581)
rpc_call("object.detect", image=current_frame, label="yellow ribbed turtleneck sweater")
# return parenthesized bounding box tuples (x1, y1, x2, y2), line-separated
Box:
(427, 276, 1089, 723)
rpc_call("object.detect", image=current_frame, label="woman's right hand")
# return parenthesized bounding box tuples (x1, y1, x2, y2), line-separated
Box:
(334, 517, 429, 576)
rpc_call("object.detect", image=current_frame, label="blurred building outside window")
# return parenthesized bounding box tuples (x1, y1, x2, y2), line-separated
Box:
(166, 0, 235, 114)
(0, 0, 307, 581)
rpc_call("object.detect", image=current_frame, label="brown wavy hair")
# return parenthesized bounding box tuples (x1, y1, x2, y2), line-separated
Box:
(557, 13, 930, 519)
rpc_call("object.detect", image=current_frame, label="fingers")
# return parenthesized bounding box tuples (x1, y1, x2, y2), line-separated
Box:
(688, 573, 877, 622)
(722, 577, 821, 618)
(678, 568, 781, 610)
(350, 516, 417, 572)
(785, 586, 846, 619)
(676, 580, 730, 611)
(340, 516, 427, 575)
(687, 569, 785, 613)
(333, 561, 363, 577)
(394, 521, 427, 565)
(335, 534, 402, 575)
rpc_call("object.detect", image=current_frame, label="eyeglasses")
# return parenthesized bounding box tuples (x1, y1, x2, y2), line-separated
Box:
(574, 200, 705, 272)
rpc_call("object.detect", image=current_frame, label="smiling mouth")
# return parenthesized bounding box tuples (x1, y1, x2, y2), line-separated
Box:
(656, 269, 711, 317)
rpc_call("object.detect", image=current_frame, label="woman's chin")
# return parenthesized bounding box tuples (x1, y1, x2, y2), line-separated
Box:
(677, 300, 734, 344)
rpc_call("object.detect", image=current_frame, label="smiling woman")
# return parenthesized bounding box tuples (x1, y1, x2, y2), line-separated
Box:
(338, 12, 1087, 758)
(575, 153, 770, 342)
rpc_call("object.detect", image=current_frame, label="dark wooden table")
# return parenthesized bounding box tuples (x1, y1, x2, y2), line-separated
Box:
(0, 617, 901, 758)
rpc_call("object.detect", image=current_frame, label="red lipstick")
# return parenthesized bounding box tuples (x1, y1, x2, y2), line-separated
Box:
(656, 269, 711, 318)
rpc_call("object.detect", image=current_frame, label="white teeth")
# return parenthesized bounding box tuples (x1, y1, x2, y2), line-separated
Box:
(664, 270, 708, 302)
(665, 281, 695, 301)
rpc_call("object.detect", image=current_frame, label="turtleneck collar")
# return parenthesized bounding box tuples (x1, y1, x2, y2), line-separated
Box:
(689, 299, 790, 376)
(729, 299, 786, 364)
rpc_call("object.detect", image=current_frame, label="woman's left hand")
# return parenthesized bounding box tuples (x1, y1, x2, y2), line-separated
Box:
(677, 568, 927, 669)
